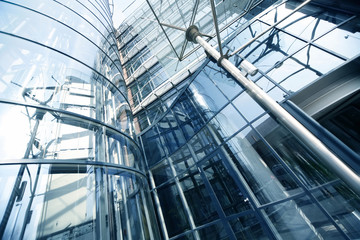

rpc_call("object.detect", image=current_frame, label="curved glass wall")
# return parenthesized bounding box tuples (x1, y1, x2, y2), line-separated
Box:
(0, 0, 160, 239)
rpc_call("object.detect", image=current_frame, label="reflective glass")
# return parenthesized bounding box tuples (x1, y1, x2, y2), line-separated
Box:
(0, 164, 159, 240)
(264, 196, 344, 239)
(179, 167, 219, 226)
(196, 221, 230, 240)
(313, 182, 360, 239)
(170, 145, 196, 175)
(209, 104, 247, 141)
(291, 45, 344, 75)
(157, 182, 191, 238)
(203, 153, 252, 216)
(0, 34, 130, 133)
(189, 127, 219, 161)
(240, 29, 306, 73)
(229, 213, 269, 240)
(142, 127, 167, 166)
(0, 103, 142, 170)
(253, 115, 337, 188)
(263, 1, 352, 40)
(233, 92, 265, 122)
(315, 17, 360, 59)
(151, 160, 173, 187)
(189, 73, 228, 121)
(157, 112, 186, 154)
(173, 232, 195, 240)
(223, 126, 300, 205)
(173, 92, 205, 140)
(203, 63, 243, 100)
(267, 57, 319, 92)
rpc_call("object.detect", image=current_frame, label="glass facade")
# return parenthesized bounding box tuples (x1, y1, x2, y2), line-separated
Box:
(0, 0, 160, 239)
(118, 0, 360, 239)
(1, 0, 360, 239)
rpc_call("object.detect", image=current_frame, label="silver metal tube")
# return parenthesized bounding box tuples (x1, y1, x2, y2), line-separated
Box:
(195, 34, 360, 196)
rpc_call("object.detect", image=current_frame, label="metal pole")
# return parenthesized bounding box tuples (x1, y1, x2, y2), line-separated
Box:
(185, 26, 360, 196)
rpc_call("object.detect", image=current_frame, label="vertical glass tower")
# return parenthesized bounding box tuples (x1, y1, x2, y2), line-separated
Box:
(0, 0, 160, 239)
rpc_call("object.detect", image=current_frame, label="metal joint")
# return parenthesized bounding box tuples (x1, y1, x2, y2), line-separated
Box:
(186, 25, 200, 43)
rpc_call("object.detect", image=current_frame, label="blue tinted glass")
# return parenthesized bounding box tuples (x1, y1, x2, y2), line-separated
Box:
(315, 16, 360, 59)
(142, 127, 167, 166)
(196, 221, 230, 240)
(313, 182, 360, 239)
(158, 112, 186, 154)
(157, 182, 191, 237)
(264, 196, 344, 239)
(273, 1, 351, 40)
(204, 62, 243, 100)
(233, 92, 265, 122)
(170, 145, 196, 175)
(173, 93, 205, 140)
(240, 29, 306, 72)
(224, 126, 301, 205)
(151, 160, 173, 187)
(203, 153, 252, 216)
(267, 57, 319, 92)
(189, 127, 219, 161)
(189, 72, 228, 120)
(229, 213, 269, 239)
(292, 44, 344, 74)
(179, 167, 219, 226)
(209, 104, 247, 140)
(253, 115, 337, 188)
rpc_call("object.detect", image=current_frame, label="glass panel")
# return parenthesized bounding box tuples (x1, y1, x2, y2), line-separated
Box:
(318, 94, 360, 155)
(157, 182, 191, 238)
(170, 145, 196, 175)
(267, 57, 320, 92)
(313, 182, 360, 239)
(269, 1, 352, 40)
(0, 103, 142, 169)
(204, 63, 243, 100)
(264, 196, 344, 239)
(209, 104, 247, 141)
(157, 112, 186, 154)
(189, 127, 219, 161)
(173, 92, 205, 140)
(292, 44, 344, 74)
(142, 127, 167, 166)
(173, 231, 195, 240)
(189, 73, 228, 121)
(253, 115, 337, 188)
(224, 126, 301, 205)
(233, 92, 265, 122)
(229, 213, 269, 240)
(239, 29, 306, 73)
(196, 221, 230, 240)
(315, 17, 360, 59)
(0, 164, 160, 240)
(179, 167, 219, 226)
(203, 153, 252, 216)
(151, 160, 173, 187)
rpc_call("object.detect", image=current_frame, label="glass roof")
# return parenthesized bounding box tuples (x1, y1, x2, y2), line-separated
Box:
(145, 0, 260, 60)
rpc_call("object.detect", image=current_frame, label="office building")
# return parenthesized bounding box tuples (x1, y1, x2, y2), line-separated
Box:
(1, 0, 360, 239)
